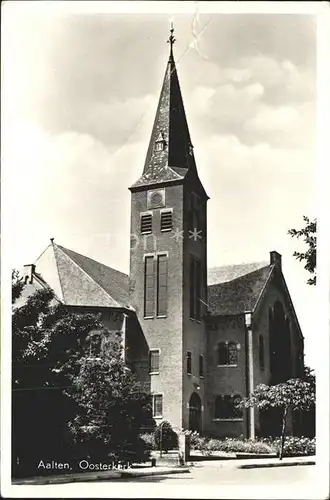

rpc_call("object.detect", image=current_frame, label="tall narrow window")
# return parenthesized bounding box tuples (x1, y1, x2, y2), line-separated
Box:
(195, 260, 201, 321)
(217, 341, 238, 366)
(199, 354, 204, 378)
(189, 193, 201, 233)
(189, 256, 202, 320)
(259, 335, 265, 370)
(160, 211, 173, 231)
(149, 349, 160, 374)
(144, 256, 155, 317)
(141, 213, 152, 234)
(189, 259, 195, 319)
(157, 254, 168, 316)
(152, 394, 163, 417)
(187, 351, 192, 375)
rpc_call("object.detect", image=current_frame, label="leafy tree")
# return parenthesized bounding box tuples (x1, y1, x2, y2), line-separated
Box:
(239, 379, 315, 460)
(288, 216, 316, 285)
(154, 421, 178, 453)
(66, 332, 153, 466)
(12, 272, 152, 476)
(12, 276, 103, 476)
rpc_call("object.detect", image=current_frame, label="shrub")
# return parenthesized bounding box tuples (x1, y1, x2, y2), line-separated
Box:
(195, 436, 315, 457)
(140, 432, 155, 450)
(182, 430, 207, 451)
(265, 436, 315, 457)
(154, 421, 178, 452)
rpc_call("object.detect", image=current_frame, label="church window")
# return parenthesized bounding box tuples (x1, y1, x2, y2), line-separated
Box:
(189, 256, 202, 321)
(217, 341, 238, 366)
(199, 354, 204, 378)
(189, 193, 202, 234)
(156, 254, 168, 316)
(259, 335, 265, 370)
(144, 256, 155, 317)
(160, 210, 173, 231)
(87, 331, 102, 358)
(149, 349, 160, 373)
(152, 394, 163, 418)
(141, 213, 152, 234)
(214, 395, 243, 420)
(187, 351, 192, 375)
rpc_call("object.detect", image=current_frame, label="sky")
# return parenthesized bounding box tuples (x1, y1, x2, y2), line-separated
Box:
(2, 3, 317, 367)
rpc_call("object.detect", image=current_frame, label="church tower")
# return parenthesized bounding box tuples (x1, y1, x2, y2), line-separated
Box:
(129, 28, 209, 433)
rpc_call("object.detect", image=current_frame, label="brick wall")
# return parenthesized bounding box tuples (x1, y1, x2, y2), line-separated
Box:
(206, 315, 248, 437)
(129, 184, 185, 430)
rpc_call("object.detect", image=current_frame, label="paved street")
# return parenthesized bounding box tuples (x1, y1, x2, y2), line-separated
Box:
(119, 464, 316, 485)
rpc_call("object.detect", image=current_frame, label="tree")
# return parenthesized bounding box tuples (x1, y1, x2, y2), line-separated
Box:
(12, 275, 104, 476)
(288, 216, 316, 285)
(12, 271, 152, 475)
(66, 332, 153, 466)
(240, 378, 315, 460)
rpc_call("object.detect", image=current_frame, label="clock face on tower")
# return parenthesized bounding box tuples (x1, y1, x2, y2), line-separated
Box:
(147, 189, 165, 209)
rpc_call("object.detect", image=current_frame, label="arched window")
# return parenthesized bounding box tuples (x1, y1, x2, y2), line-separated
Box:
(217, 341, 238, 366)
(259, 335, 265, 370)
(214, 394, 243, 419)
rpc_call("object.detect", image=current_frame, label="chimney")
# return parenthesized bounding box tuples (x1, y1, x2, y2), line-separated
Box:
(270, 251, 282, 269)
(23, 264, 36, 284)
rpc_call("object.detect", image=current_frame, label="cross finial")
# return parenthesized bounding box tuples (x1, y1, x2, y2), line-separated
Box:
(167, 22, 176, 58)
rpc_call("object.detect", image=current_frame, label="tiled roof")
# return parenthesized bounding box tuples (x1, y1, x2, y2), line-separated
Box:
(34, 243, 129, 308)
(207, 262, 268, 285)
(208, 265, 273, 316)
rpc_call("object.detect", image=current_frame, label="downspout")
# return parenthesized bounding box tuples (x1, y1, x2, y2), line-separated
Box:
(245, 311, 255, 439)
(121, 313, 127, 363)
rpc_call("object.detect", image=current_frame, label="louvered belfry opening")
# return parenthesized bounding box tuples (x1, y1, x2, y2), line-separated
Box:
(141, 214, 152, 234)
(160, 211, 173, 231)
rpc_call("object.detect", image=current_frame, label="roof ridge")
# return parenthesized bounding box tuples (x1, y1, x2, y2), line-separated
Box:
(56, 245, 122, 307)
(58, 245, 128, 278)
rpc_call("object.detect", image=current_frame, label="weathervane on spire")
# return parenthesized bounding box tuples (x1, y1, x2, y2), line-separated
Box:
(167, 22, 176, 58)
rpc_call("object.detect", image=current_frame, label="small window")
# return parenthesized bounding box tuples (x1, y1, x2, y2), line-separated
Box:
(199, 354, 204, 378)
(214, 395, 242, 420)
(161, 211, 173, 231)
(141, 213, 152, 234)
(187, 351, 192, 375)
(152, 394, 163, 417)
(217, 341, 238, 366)
(259, 335, 265, 370)
(155, 141, 165, 152)
(149, 349, 160, 373)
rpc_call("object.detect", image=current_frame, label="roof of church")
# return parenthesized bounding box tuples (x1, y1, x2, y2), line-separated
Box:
(130, 29, 197, 190)
(207, 264, 273, 316)
(32, 243, 129, 309)
(27, 241, 274, 316)
(207, 261, 268, 285)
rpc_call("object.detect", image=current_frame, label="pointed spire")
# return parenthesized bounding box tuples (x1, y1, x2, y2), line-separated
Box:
(131, 26, 197, 189)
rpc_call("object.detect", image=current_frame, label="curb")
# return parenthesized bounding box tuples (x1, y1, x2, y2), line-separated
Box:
(237, 460, 315, 469)
(12, 467, 190, 485)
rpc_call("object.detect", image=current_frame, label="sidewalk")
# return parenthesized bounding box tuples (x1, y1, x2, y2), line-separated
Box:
(191, 455, 316, 469)
(12, 466, 190, 485)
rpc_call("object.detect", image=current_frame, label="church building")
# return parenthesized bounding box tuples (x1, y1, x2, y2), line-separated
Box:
(20, 29, 304, 439)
